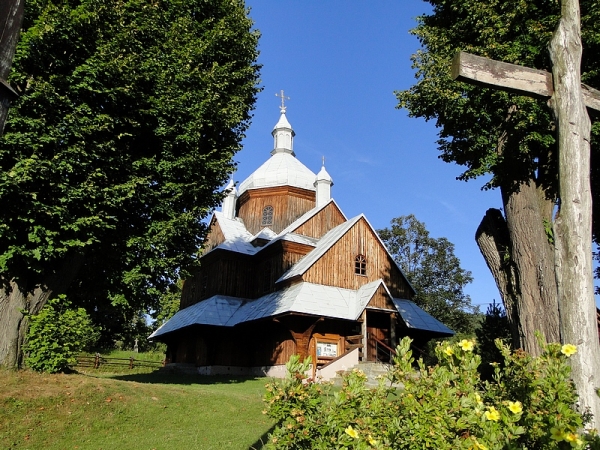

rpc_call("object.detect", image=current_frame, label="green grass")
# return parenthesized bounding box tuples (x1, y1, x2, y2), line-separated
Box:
(0, 369, 275, 449)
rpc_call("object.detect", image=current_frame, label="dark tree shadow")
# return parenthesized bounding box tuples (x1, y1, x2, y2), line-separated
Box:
(248, 424, 276, 450)
(80, 370, 261, 385)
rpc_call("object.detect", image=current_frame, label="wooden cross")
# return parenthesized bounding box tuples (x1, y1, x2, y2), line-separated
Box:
(449, 1, 600, 426)
(275, 89, 290, 113)
(451, 51, 600, 111)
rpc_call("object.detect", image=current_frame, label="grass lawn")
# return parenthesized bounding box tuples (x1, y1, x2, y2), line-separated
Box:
(0, 364, 275, 450)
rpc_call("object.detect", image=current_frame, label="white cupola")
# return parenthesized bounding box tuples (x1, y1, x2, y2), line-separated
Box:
(314, 160, 333, 207)
(221, 178, 237, 219)
(271, 91, 295, 156)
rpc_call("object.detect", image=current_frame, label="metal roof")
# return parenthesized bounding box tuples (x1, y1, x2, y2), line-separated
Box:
(277, 215, 363, 283)
(149, 296, 244, 339)
(392, 299, 455, 335)
(149, 280, 453, 340)
(238, 152, 317, 195)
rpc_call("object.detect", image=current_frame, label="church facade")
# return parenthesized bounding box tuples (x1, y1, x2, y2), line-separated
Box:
(149, 106, 453, 378)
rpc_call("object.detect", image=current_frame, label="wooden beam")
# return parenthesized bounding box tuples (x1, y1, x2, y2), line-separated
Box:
(451, 51, 600, 111)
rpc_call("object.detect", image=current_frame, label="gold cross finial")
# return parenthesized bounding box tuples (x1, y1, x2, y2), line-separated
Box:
(275, 90, 290, 113)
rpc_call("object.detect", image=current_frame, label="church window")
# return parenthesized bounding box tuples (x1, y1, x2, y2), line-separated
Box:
(261, 205, 274, 226)
(355, 254, 367, 276)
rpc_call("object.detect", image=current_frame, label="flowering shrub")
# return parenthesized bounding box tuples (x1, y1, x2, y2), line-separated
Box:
(263, 337, 600, 449)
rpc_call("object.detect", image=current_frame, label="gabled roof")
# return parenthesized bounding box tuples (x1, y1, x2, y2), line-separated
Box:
(277, 215, 363, 283)
(392, 299, 454, 335)
(276, 198, 347, 237)
(276, 214, 415, 296)
(150, 280, 452, 340)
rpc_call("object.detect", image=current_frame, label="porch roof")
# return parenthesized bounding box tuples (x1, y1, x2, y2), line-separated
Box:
(149, 281, 454, 339)
(392, 299, 454, 336)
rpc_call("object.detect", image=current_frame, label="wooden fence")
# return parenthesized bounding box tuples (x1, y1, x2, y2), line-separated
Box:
(75, 354, 165, 370)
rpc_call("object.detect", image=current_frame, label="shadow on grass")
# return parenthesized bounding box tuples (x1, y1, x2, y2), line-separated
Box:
(95, 370, 263, 385)
(248, 424, 276, 449)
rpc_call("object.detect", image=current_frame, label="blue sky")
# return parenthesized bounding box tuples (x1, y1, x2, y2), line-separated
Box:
(231, 1, 536, 310)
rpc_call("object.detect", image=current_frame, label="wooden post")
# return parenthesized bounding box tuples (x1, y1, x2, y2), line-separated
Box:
(361, 310, 367, 362)
(129, 356, 134, 369)
(390, 313, 397, 349)
(94, 353, 100, 369)
(548, 0, 600, 428)
(451, 1, 600, 428)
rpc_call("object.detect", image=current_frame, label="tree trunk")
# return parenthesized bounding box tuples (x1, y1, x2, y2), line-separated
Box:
(0, 282, 52, 368)
(549, 0, 600, 429)
(0, 253, 86, 368)
(476, 208, 520, 347)
(502, 181, 560, 355)
(476, 181, 560, 356)
(0, 0, 24, 136)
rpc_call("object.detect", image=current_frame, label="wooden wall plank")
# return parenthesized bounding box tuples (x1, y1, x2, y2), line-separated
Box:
(302, 218, 413, 298)
(237, 186, 316, 235)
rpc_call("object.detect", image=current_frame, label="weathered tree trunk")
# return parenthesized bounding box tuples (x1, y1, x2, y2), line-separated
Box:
(549, 0, 600, 429)
(476, 208, 521, 347)
(0, 253, 85, 368)
(476, 181, 560, 356)
(0, 0, 24, 135)
(502, 181, 560, 355)
(0, 282, 53, 368)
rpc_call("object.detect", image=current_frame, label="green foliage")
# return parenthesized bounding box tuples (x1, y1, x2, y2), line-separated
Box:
(378, 214, 478, 334)
(0, 0, 260, 342)
(396, 0, 599, 235)
(264, 338, 600, 449)
(152, 279, 183, 329)
(476, 300, 513, 381)
(24, 295, 99, 373)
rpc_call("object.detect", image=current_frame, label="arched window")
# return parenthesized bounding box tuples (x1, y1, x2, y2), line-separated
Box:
(261, 205, 274, 226)
(354, 254, 367, 276)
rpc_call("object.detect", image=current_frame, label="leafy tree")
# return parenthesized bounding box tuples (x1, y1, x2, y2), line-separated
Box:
(0, 0, 260, 368)
(378, 214, 477, 334)
(152, 279, 183, 330)
(396, 0, 600, 356)
(24, 295, 100, 373)
(476, 300, 513, 381)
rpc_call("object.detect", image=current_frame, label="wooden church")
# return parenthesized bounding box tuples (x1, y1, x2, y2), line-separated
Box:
(149, 103, 453, 378)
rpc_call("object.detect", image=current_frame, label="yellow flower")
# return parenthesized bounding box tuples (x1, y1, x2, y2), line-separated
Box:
(561, 344, 577, 357)
(484, 406, 500, 421)
(475, 393, 483, 405)
(565, 432, 581, 445)
(507, 401, 523, 414)
(459, 339, 475, 352)
(345, 426, 359, 439)
(443, 346, 454, 356)
(473, 440, 488, 450)
(368, 435, 378, 446)
(550, 427, 565, 441)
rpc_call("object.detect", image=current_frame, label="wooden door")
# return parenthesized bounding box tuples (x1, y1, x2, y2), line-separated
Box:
(366, 310, 391, 362)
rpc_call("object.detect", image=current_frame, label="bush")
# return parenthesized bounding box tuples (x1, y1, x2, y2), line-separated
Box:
(476, 300, 513, 381)
(263, 337, 600, 449)
(24, 295, 100, 373)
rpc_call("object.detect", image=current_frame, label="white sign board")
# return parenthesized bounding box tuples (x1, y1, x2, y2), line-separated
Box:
(316, 342, 338, 358)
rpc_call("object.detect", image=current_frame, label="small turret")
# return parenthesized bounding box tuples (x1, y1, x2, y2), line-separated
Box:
(221, 178, 237, 219)
(271, 90, 295, 156)
(314, 159, 333, 207)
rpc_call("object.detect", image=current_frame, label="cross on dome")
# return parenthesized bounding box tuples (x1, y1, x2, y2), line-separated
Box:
(275, 90, 290, 113)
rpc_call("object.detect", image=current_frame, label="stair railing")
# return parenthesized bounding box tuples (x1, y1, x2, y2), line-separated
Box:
(373, 336, 396, 364)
